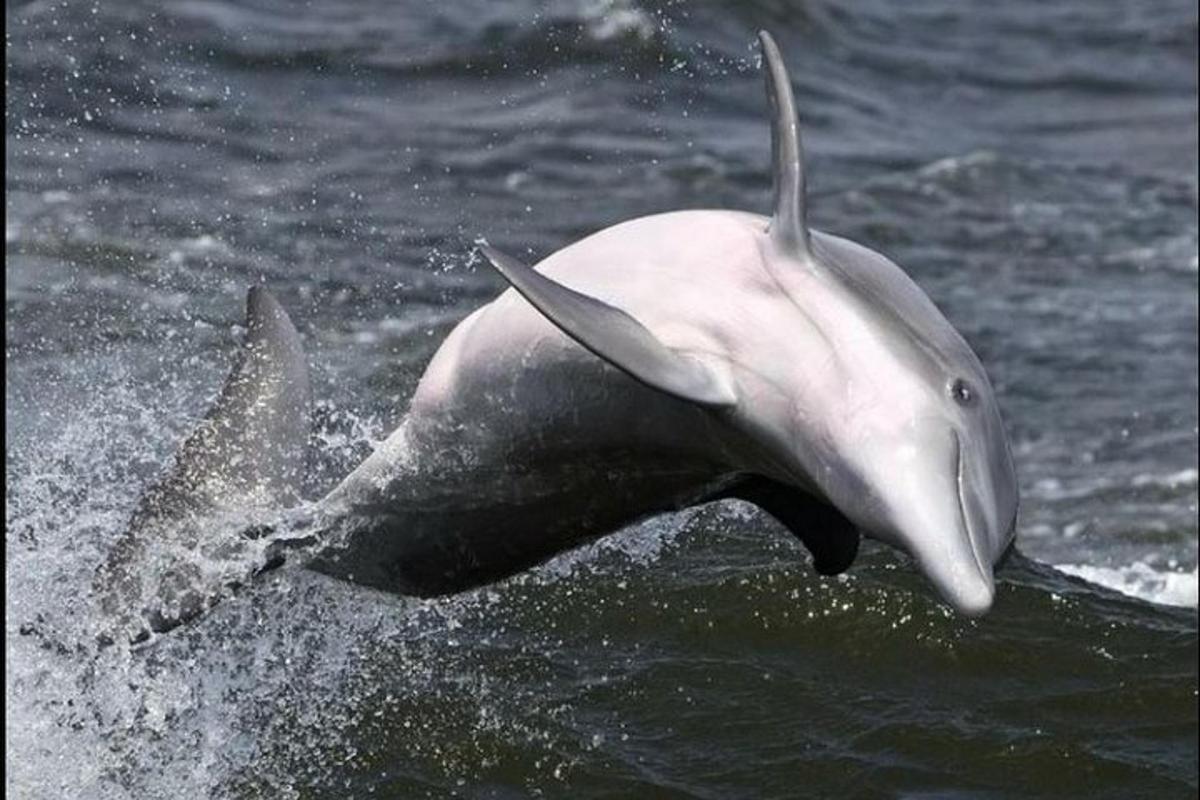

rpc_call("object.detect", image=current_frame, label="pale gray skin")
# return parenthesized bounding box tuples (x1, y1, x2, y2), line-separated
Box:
(314, 208, 1016, 615)
(98, 31, 1018, 641)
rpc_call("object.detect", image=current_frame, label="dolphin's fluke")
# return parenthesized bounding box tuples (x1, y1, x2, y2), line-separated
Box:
(96, 287, 312, 642)
(758, 30, 810, 257)
(139, 286, 312, 518)
(479, 243, 736, 409)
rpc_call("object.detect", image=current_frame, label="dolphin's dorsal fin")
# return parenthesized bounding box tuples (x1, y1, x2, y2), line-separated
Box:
(759, 30, 811, 257)
(479, 244, 736, 410)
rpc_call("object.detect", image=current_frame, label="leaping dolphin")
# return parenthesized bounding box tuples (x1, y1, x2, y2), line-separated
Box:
(96, 31, 1018, 643)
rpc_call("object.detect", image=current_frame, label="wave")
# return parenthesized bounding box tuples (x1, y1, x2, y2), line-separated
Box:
(6, 385, 1197, 798)
(1055, 561, 1198, 609)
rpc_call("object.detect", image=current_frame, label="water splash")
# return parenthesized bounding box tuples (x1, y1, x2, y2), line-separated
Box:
(4, 357, 702, 798)
(1055, 561, 1199, 609)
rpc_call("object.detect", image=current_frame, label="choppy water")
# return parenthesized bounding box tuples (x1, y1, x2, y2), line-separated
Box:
(6, 0, 1198, 797)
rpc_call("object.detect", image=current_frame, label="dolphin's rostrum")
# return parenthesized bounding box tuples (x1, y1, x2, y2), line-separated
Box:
(98, 31, 1019, 642)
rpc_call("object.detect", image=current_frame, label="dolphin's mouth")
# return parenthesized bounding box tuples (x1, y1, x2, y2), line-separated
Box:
(953, 430, 991, 584)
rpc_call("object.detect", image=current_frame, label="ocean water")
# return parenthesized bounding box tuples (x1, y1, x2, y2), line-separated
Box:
(5, 0, 1197, 798)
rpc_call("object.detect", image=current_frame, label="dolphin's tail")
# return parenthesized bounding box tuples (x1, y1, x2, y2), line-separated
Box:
(95, 287, 312, 643)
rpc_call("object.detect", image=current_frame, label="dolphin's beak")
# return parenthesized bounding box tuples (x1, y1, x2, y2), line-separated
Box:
(913, 536, 995, 617)
(903, 496, 995, 617)
(885, 431, 997, 617)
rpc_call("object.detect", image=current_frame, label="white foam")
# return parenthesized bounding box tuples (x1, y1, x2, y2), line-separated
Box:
(11, 350, 704, 798)
(1055, 561, 1198, 609)
(581, 0, 657, 42)
(1130, 468, 1198, 489)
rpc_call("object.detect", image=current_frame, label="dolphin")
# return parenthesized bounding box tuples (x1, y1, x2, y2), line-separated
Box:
(98, 31, 1018, 641)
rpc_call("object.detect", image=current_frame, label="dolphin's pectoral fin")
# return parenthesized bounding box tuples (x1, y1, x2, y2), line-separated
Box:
(96, 287, 313, 643)
(710, 476, 860, 575)
(478, 243, 736, 410)
(787, 500, 860, 576)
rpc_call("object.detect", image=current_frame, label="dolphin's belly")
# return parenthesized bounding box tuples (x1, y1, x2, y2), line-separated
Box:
(311, 359, 731, 596)
(309, 249, 744, 596)
(308, 460, 721, 596)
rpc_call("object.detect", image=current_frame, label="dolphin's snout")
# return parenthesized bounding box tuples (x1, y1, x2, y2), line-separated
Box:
(883, 496, 999, 618)
(943, 564, 995, 617)
(914, 501, 996, 617)
(912, 539, 996, 617)
(950, 430, 997, 616)
(877, 425, 1002, 617)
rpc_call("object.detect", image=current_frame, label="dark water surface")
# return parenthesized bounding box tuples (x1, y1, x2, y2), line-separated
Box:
(6, 1, 1198, 797)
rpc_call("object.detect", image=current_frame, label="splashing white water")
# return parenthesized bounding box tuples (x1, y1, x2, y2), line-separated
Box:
(580, 0, 657, 43)
(4, 362, 694, 799)
(1055, 561, 1198, 609)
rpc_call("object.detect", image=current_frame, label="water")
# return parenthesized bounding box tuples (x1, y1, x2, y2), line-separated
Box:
(6, 0, 1197, 797)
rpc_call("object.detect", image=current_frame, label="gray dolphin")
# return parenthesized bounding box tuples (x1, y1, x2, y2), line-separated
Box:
(98, 31, 1018, 641)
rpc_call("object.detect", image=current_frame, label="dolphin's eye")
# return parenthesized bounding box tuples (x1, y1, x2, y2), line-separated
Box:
(950, 378, 976, 406)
